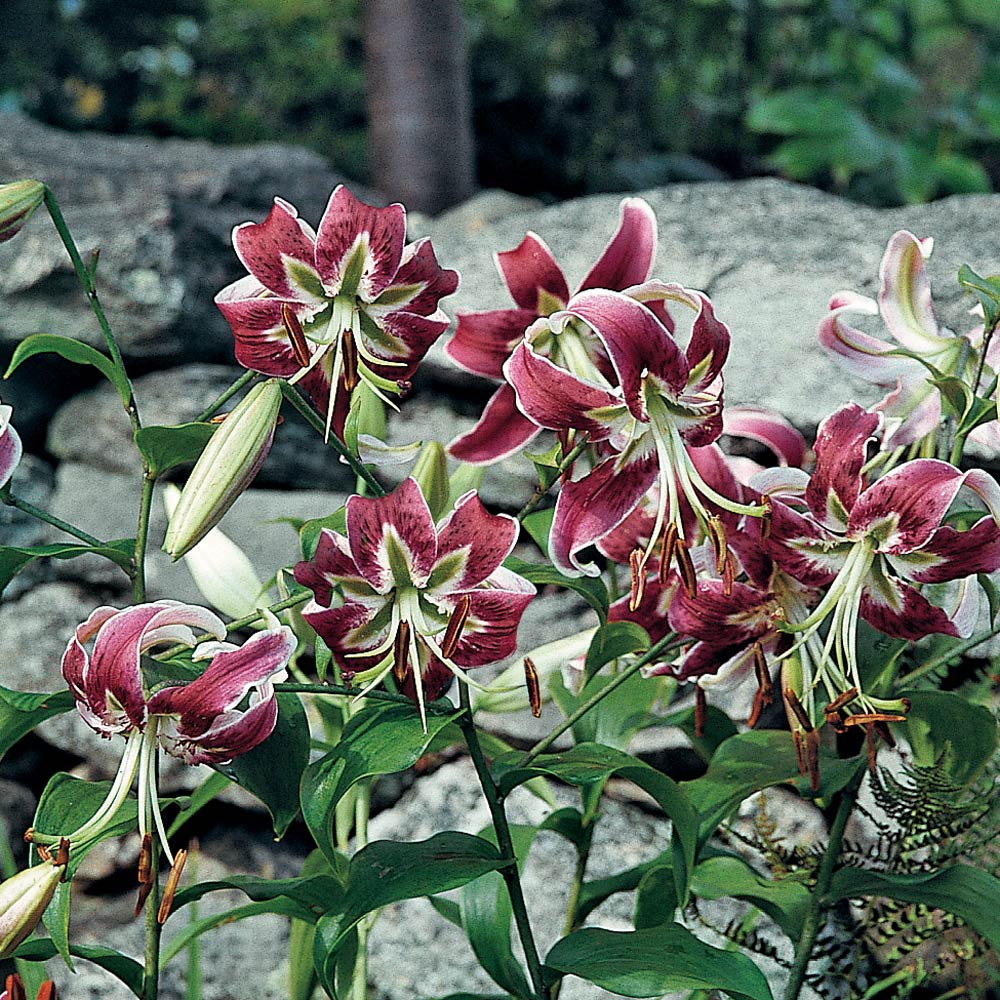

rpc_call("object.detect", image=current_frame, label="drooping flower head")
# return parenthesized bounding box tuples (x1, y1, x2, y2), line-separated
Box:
(294, 478, 535, 726)
(819, 230, 1000, 452)
(47, 601, 294, 864)
(446, 197, 660, 463)
(0, 399, 22, 490)
(215, 186, 458, 440)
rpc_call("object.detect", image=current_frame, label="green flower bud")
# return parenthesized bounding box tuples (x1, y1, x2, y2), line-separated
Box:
(0, 180, 45, 243)
(163, 379, 282, 559)
(411, 441, 449, 521)
(0, 842, 68, 959)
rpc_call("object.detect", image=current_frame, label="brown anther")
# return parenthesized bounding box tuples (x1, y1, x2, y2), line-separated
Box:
(824, 710, 848, 735)
(628, 549, 646, 612)
(157, 847, 189, 925)
(721, 552, 735, 597)
(55, 837, 70, 873)
(865, 724, 878, 775)
(874, 720, 896, 749)
(35, 982, 58, 1000)
(22, 826, 33, 843)
(841, 712, 907, 727)
(281, 303, 311, 368)
(208, 412, 229, 424)
(694, 684, 707, 738)
(524, 657, 542, 718)
(675, 538, 698, 599)
(440, 594, 472, 660)
(708, 515, 728, 574)
(341, 327, 359, 392)
(899, 697, 912, 713)
(783, 687, 813, 732)
(35, 844, 53, 863)
(392, 620, 411, 683)
(747, 687, 765, 728)
(135, 832, 155, 917)
(805, 729, 821, 793)
(752, 642, 773, 703)
(792, 730, 806, 778)
(759, 496, 772, 542)
(6, 974, 27, 1000)
(823, 687, 859, 715)
(657, 523, 678, 585)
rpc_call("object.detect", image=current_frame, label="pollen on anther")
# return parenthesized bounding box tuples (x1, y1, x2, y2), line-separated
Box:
(281, 303, 311, 368)
(441, 594, 472, 660)
(393, 620, 411, 683)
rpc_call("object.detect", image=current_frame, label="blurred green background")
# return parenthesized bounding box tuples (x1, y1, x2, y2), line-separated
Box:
(4, 0, 1000, 206)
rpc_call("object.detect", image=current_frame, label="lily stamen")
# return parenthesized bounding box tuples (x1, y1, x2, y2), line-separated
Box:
(628, 549, 646, 611)
(392, 620, 411, 683)
(753, 642, 772, 703)
(157, 847, 189, 925)
(657, 523, 678, 585)
(675, 539, 697, 598)
(694, 684, 707, 737)
(342, 327, 359, 392)
(524, 657, 542, 718)
(440, 594, 472, 660)
(135, 832, 154, 916)
(281, 303, 312, 368)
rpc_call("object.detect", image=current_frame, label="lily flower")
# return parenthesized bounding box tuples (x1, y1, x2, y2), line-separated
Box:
(215, 186, 458, 440)
(819, 230, 1000, 452)
(1, 399, 22, 489)
(505, 286, 761, 582)
(36, 602, 294, 865)
(293, 478, 535, 727)
(446, 197, 659, 463)
(761, 402, 1000, 718)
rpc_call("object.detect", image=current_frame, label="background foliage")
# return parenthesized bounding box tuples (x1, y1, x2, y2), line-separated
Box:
(3, 0, 1000, 205)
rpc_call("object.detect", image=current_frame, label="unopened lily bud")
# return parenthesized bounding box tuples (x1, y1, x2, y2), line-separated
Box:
(0, 842, 68, 959)
(0, 180, 45, 243)
(164, 379, 282, 559)
(411, 441, 449, 521)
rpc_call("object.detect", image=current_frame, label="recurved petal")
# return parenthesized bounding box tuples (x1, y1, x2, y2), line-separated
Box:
(683, 293, 731, 393)
(505, 339, 623, 438)
(805, 403, 880, 528)
(430, 492, 519, 591)
(447, 383, 543, 465)
(887, 517, 1000, 584)
(495, 232, 570, 312)
(447, 572, 536, 667)
(875, 379, 942, 450)
(368, 307, 451, 373)
(302, 599, 391, 667)
(878, 231, 945, 353)
(61, 605, 119, 703)
(762, 499, 846, 588)
(346, 478, 437, 592)
(369, 238, 458, 319)
(157, 691, 278, 766)
(722, 406, 807, 469)
(232, 198, 323, 302)
(860, 564, 958, 640)
(0, 403, 22, 489)
(818, 290, 911, 384)
(578, 197, 657, 293)
(549, 444, 659, 576)
(315, 186, 406, 301)
(668, 579, 780, 646)
(293, 528, 372, 607)
(445, 308, 538, 379)
(215, 277, 306, 378)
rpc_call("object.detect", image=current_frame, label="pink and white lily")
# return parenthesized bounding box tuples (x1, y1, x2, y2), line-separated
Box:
(819, 230, 1000, 452)
(505, 286, 761, 583)
(762, 402, 1000, 717)
(294, 478, 535, 726)
(446, 197, 660, 463)
(0, 399, 22, 489)
(50, 601, 294, 862)
(215, 186, 458, 440)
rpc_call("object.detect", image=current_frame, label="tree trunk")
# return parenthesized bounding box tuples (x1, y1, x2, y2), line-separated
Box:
(362, 0, 477, 214)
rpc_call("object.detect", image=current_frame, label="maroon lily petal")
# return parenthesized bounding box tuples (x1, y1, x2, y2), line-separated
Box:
(609, 573, 678, 643)
(447, 384, 542, 465)
(371, 308, 451, 373)
(505, 339, 623, 438)
(722, 406, 807, 469)
(302, 600, 390, 670)
(61, 605, 119, 708)
(818, 290, 909, 384)
(887, 517, 1000, 584)
(683, 293, 731, 393)
(860, 566, 959, 640)
(158, 694, 278, 766)
(346, 478, 438, 592)
(431, 492, 520, 592)
(496, 232, 569, 312)
(314, 186, 406, 301)
(293, 528, 372, 608)
(805, 403, 880, 528)
(447, 571, 537, 667)
(446, 307, 538, 379)
(762, 499, 846, 588)
(232, 198, 322, 302)
(578, 197, 657, 293)
(550, 444, 659, 576)
(215, 278, 304, 378)
(373, 238, 459, 318)
(667, 579, 781, 647)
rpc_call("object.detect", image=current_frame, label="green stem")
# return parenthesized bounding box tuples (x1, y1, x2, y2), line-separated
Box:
(133, 474, 156, 604)
(280, 382, 384, 496)
(458, 684, 550, 1000)
(523, 633, 677, 764)
(895, 628, 998, 687)
(143, 817, 162, 1000)
(352, 782, 372, 1000)
(43, 187, 141, 434)
(2, 490, 104, 547)
(782, 771, 862, 1000)
(279, 680, 456, 714)
(194, 370, 260, 423)
(517, 433, 591, 521)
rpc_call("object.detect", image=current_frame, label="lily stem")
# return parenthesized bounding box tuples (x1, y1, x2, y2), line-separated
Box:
(782, 770, 862, 1000)
(194, 370, 260, 423)
(517, 433, 590, 522)
(895, 627, 999, 687)
(279, 382, 384, 496)
(279, 680, 457, 714)
(458, 683, 550, 1000)
(2, 490, 105, 548)
(352, 782, 372, 1000)
(523, 632, 677, 764)
(133, 474, 156, 604)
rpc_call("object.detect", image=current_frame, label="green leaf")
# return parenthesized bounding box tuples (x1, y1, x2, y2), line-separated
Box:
(4, 333, 130, 406)
(171, 872, 341, 915)
(577, 853, 670, 924)
(217, 692, 309, 838)
(959, 263, 1000, 331)
(895, 690, 998, 785)
(493, 743, 697, 907)
(300, 703, 461, 867)
(691, 856, 810, 942)
(0, 539, 135, 594)
(460, 825, 537, 999)
(520, 507, 555, 555)
(929, 375, 975, 424)
(545, 923, 774, 999)
(134, 422, 216, 478)
(313, 833, 508, 997)
(13, 939, 143, 995)
(167, 769, 233, 838)
(0, 686, 75, 764)
(583, 621, 650, 684)
(300, 507, 347, 561)
(448, 463, 485, 509)
(683, 730, 864, 850)
(504, 555, 608, 624)
(828, 864, 1000, 951)
(633, 865, 678, 930)
(525, 439, 563, 492)
(657, 703, 738, 763)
